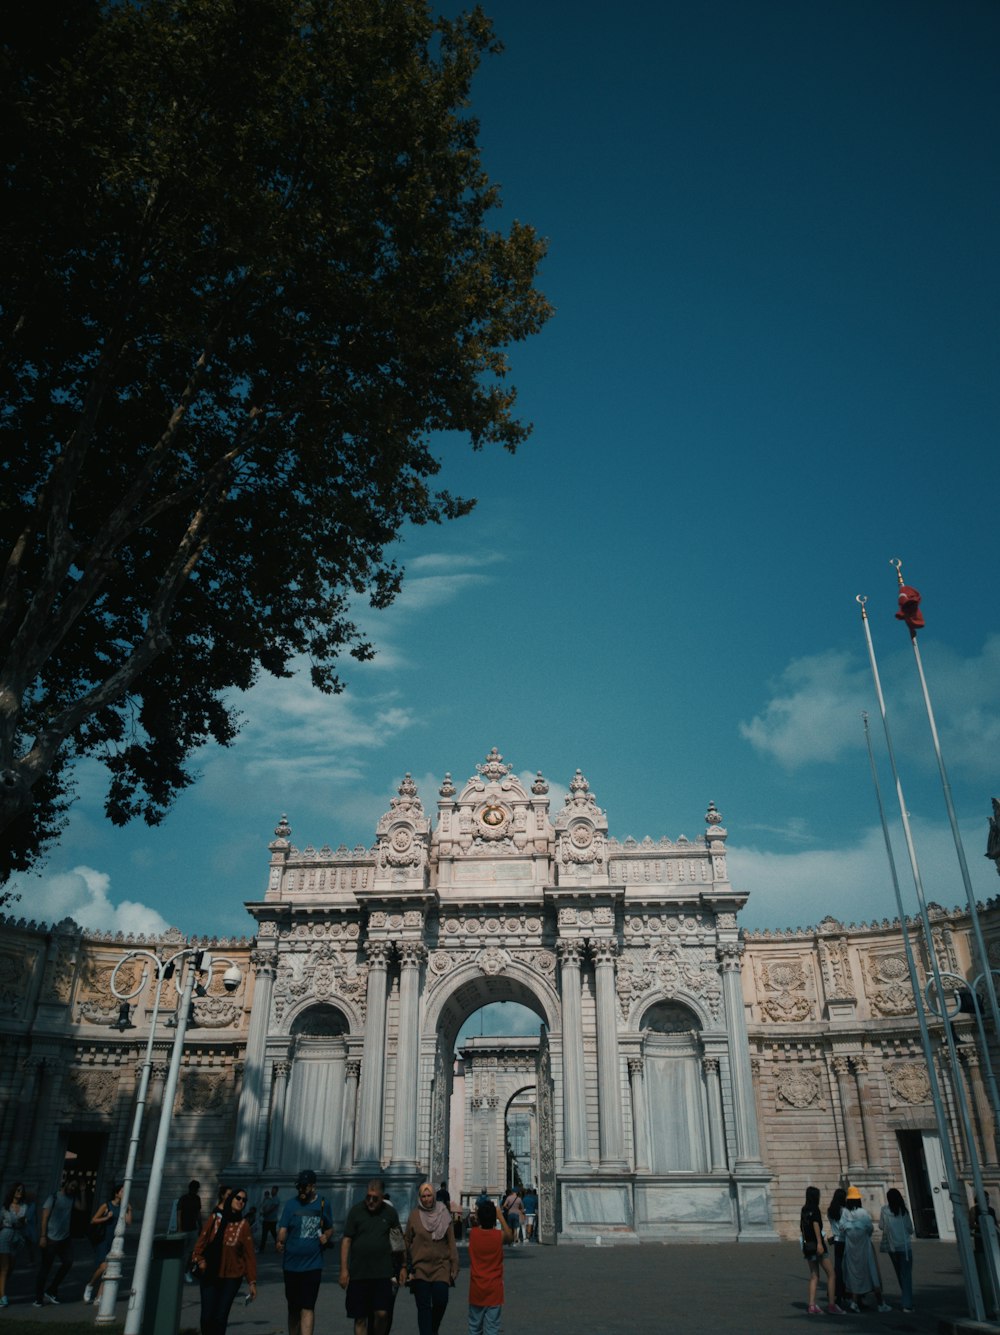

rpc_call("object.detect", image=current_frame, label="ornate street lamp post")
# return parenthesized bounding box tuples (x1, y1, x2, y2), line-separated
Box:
(96, 947, 241, 1330)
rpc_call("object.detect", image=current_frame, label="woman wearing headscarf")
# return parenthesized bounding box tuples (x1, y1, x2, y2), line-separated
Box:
(400, 1182, 459, 1335)
(841, 1185, 891, 1313)
(191, 1186, 257, 1335)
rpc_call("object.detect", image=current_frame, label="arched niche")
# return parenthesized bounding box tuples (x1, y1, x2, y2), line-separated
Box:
(640, 998, 709, 1172)
(282, 1003, 351, 1171)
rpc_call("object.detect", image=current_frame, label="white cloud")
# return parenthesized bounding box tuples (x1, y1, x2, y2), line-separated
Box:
(738, 650, 869, 767)
(6, 865, 173, 937)
(740, 636, 1000, 776)
(732, 814, 1000, 934)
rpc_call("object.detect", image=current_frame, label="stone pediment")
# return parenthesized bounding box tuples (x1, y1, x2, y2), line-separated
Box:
(432, 749, 554, 891)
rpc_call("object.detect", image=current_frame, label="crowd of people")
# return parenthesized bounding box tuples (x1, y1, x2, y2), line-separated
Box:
(800, 1183, 914, 1315)
(0, 1169, 522, 1335)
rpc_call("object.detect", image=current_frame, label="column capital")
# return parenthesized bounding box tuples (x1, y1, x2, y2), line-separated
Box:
(717, 940, 744, 971)
(851, 1055, 869, 1076)
(591, 938, 618, 966)
(702, 1055, 720, 1076)
(346, 1059, 361, 1081)
(399, 942, 427, 968)
(249, 949, 279, 975)
(627, 1056, 645, 1077)
(273, 1060, 292, 1080)
(557, 939, 586, 968)
(958, 1046, 981, 1069)
(830, 1054, 851, 1078)
(365, 941, 393, 969)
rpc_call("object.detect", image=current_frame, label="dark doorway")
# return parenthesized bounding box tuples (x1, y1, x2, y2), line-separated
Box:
(63, 1131, 107, 1236)
(897, 1130, 939, 1238)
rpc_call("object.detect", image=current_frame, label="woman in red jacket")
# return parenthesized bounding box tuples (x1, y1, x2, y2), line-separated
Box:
(191, 1187, 257, 1335)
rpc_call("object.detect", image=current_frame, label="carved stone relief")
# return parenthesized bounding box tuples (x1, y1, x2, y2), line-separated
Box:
(776, 1067, 822, 1109)
(757, 960, 814, 1023)
(65, 1069, 118, 1115)
(887, 1062, 931, 1105)
(865, 953, 916, 1017)
(179, 1070, 230, 1114)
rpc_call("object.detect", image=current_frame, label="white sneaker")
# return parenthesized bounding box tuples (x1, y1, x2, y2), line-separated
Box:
(44, 1293, 60, 1305)
(876, 1303, 892, 1313)
(83, 1285, 94, 1304)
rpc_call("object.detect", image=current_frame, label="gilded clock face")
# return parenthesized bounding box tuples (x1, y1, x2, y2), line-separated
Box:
(481, 803, 505, 827)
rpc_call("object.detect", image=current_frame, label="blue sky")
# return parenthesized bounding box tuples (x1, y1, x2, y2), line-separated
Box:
(9, 1, 999, 980)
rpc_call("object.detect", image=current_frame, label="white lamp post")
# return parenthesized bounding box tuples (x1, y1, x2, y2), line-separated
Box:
(96, 947, 241, 1331)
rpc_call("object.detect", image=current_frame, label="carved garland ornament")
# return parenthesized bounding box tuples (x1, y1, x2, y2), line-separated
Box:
(65, 1069, 118, 1114)
(888, 1063, 931, 1105)
(776, 1067, 821, 1109)
(759, 960, 814, 1023)
(866, 953, 916, 1017)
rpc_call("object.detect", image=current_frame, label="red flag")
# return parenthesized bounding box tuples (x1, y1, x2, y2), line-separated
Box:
(895, 584, 925, 634)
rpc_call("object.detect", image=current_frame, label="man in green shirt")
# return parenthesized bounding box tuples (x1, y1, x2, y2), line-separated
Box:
(339, 1179, 400, 1335)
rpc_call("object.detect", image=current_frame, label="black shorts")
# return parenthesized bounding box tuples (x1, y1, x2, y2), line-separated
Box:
(345, 1277, 395, 1319)
(284, 1269, 322, 1312)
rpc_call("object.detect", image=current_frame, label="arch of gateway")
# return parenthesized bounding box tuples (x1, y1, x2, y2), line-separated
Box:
(1, 749, 998, 1243)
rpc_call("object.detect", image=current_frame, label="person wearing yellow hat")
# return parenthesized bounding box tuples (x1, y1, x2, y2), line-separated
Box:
(841, 1187, 892, 1312)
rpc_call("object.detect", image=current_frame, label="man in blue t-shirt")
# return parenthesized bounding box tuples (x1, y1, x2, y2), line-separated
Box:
(277, 1169, 333, 1335)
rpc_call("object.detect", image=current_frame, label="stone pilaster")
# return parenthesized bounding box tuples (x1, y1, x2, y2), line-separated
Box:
(265, 1061, 292, 1170)
(341, 1059, 361, 1170)
(627, 1056, 650, 1173)
(703, 1055, 728, 1172)
(229, 949, 278, 1170)
(831, 1055, 864, 1173)
(558, 940, 589, 1168)
(592, 939, 627, 1170)
(718, 942, 762, 1166)
(392, 942, 425, 1168)
(355, 941, 391, 1171)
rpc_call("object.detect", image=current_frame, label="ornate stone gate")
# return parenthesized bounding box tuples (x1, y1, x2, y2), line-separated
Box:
(228, 749, 776, 1240)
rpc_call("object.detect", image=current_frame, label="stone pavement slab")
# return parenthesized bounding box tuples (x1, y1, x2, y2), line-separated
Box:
(1, 1239, 996, 1335)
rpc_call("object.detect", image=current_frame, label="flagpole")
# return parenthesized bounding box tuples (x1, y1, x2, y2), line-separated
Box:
(857, 595, 990, 1319)
(891, 558, 1000, 1109)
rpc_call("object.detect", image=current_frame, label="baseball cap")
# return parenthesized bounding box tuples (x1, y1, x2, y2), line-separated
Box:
(296, 1169, 317, 1189)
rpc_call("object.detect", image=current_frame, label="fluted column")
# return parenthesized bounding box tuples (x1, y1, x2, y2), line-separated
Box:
(592, 940, 627, 1170)
(392, 942, 425, 1168)
(703, 1056, 728, 1172)
(852, 1056, 877, 1166)
(341, 1060, 361, 1170)
(628, 1057, 650, 1173)
(265, 1061, 292, 1170)
(832, 1055, 864, 1173)
(960, 1049, 998, 1165)
(230, 949, 278, 1169)
(6, 1057, 43, 1177)
(355, 942, 391, 1171)
(141, 1062, 170, 1163)
(718, 942, 762, 1165)
(558, 941, 589, 1168)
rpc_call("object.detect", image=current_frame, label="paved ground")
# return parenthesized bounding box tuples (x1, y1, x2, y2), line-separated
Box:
(1, 1238, 996, 1335)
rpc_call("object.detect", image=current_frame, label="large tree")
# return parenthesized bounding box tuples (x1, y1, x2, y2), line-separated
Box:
(0, 0, 550, 881)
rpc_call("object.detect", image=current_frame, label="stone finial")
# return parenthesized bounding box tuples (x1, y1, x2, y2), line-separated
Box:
(531, 771, 549, 795)
(569, 769, 589, 796)
(476, 747, 511, 783)
(705, 801, 722, 826)
(439, 772, 456, 798)
(274, 814, 291, 840)
(398, 773, 418, 799)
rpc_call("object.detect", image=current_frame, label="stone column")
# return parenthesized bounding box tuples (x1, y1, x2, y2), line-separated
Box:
(831, 1055, 864, 1173)
(141, 1062, 170, 1163)
(265, 1061, 292, 1170)
(558, 940, 589, 1169)
(718, 942, 762, 1166)
(392, 943, 425, 1168)
(230, 949, 278, 1170)
(6, 1056, 43, 1179)
(627, 1057, 650, 1173)
(355, 942, 391, 1172)
(960, 1049, 997, 1165)
(852, 1056, 877, 1167)
(341, 1060, 361, 1170)
(592, 940, 628, 1170)
(703, 1055, 728, 1172)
